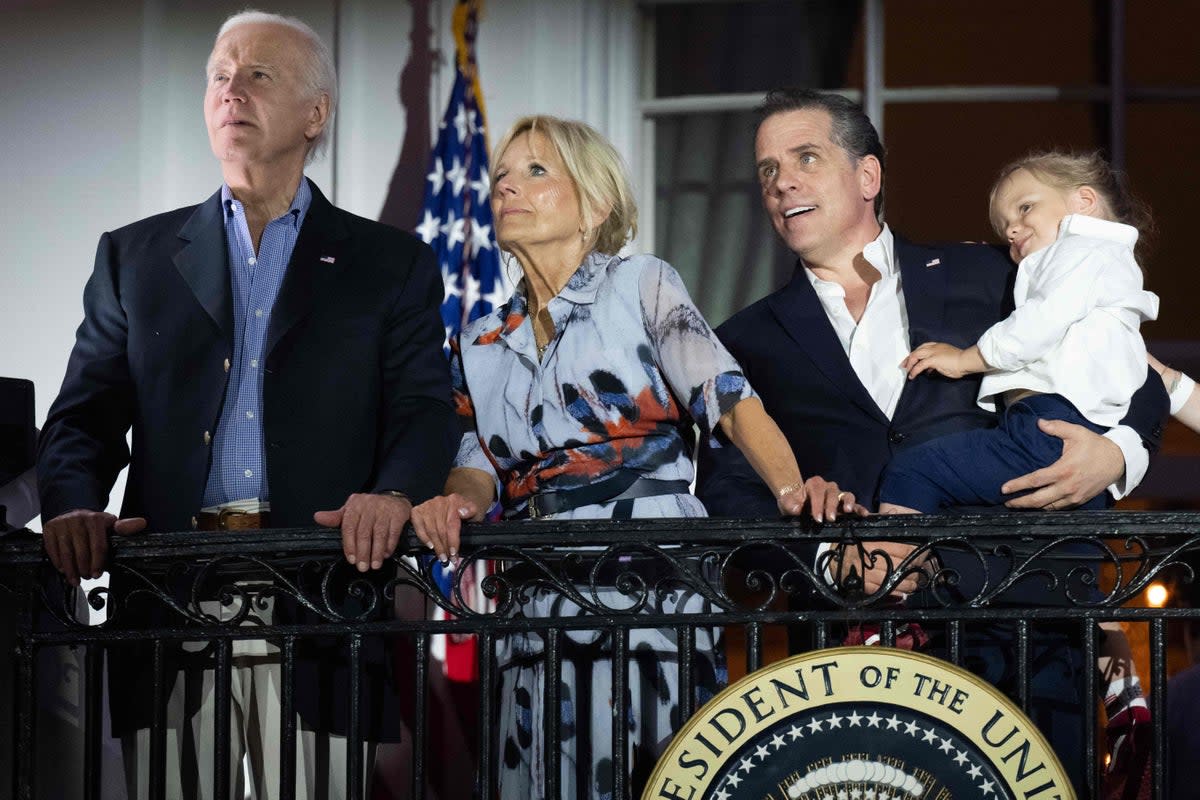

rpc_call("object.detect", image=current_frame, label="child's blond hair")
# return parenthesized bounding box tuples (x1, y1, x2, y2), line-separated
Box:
(989, 150, 1154, 262)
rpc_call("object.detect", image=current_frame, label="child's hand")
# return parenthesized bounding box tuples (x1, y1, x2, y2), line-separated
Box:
(902, 342, 974, 379)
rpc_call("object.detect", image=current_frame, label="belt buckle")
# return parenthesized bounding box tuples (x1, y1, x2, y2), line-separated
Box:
(216, 508, 243, 530)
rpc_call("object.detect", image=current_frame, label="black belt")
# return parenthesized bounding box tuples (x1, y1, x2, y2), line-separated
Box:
(510, 476, 691, 519)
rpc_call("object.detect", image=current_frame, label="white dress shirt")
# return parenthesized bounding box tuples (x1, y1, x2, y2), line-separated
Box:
(809, 223, 1149, 501)
(804, 225, 910, 420)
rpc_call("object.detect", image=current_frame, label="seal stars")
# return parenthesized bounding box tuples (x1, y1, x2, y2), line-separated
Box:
(708, 708, 1007, 799)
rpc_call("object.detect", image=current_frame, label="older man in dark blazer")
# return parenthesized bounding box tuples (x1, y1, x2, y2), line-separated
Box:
(36, 10, 455, 798)
(698, 88, 1167, 795)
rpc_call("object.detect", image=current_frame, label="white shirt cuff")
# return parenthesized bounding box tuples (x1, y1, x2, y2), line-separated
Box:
(1105, 425, 1147, 501)
(815, 541, 838, 584)
(1170, 372, 1196, 416)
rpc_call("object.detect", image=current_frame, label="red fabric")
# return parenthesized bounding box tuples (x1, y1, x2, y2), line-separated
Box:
(843, 621, 930, 650)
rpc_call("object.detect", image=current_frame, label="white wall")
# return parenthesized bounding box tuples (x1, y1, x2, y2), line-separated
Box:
(0, 0, 637, 521)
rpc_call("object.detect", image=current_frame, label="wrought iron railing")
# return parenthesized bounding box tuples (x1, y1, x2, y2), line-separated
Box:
(2, 511, 1199, 799)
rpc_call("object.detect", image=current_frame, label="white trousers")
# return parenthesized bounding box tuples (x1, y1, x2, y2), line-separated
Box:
(120, 599, 381, 800)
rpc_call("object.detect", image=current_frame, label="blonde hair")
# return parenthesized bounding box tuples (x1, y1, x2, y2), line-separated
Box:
(491, 116, 637, 255)
(989, 150, 1154, 260)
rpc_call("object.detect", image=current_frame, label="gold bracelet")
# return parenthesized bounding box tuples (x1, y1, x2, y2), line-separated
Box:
(777, 482, 803, 498)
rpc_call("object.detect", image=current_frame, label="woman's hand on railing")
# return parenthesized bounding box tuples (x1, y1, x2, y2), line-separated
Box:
(410, 493, 483, 563)
(779, 476, 869, 523)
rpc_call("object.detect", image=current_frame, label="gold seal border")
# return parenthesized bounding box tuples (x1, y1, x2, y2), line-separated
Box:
(643, 646, 1074, 799)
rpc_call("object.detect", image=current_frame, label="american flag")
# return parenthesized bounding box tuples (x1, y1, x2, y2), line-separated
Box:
(416, 1, 505, 682)
(416, 53, 509, 349)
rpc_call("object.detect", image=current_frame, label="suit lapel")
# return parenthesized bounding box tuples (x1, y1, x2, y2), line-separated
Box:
(265, 180, 350, 358)
(767, 265, 890, 424)
(895, 235, 947, 349)
(893, 236, 948, 418)
(173, 190, 233, 341)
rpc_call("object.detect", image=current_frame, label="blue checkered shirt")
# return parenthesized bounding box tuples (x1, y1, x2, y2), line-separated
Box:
(201, 180, 312, 507)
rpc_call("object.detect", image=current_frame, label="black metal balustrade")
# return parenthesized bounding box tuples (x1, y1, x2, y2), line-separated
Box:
(2, 511, 1199, 800)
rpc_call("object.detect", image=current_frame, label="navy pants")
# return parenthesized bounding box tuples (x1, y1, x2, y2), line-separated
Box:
(881, 393, 1110, 512)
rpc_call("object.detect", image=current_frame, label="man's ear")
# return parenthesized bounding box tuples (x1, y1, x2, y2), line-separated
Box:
(305, 93, 331, 141)
(858, 154, 882, 205)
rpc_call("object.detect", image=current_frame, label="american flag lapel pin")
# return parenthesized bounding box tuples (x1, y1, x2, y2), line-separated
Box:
(925, 258, 940, 268)
(319, 255, 336, 264)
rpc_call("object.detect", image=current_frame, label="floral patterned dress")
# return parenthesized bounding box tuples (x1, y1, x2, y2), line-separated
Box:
(452, 252, 755, 798)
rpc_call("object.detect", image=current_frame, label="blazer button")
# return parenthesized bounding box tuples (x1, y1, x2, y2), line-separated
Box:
(889, 431, 907, 444)
(203, 430, 212, 446)
(223, 358, 231, 373)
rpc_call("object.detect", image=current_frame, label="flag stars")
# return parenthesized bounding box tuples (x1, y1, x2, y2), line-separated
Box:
(453, 105, 470, 142)
(754, 743, 770, 760)
(713, 789, 730, 800)
(770, 732, 786, 750)
(470, 170, 491, 204)
(979, 779, 995, 795)
(788, 724, 805, 740)
(922, 727, 938, 744)
(738, 757, 754, 774)
(441, 211, 466, 248)
(884, 714, 901, 731)
(953, 749, 969, 766)
(847, 711, 863, 727)
(903, 720, 919, 736)
(482, 280, 510, 313)
(826, 712, 844, 729)
(866, 712, 882, 728)
(447, 156, 468, 196)
(806, 717, 824, 734)
(463, 272, 483, 310)
(967, 763, 982, 779)
(468, 222, 493, 258)
(726, 773, 742, 788)
(417, 211, 441, 244)
(427, 158, 446, 194)
(442, 273, 463, 304)
(938, 737, 954, 754)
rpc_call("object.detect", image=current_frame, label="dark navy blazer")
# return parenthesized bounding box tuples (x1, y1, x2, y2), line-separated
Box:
(37, 180, 458, 738)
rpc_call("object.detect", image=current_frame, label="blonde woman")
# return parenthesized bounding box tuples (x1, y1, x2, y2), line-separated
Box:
(411, 116, 860, 797)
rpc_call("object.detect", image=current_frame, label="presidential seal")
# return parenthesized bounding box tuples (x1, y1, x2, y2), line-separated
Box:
(645, 647, 1072, 800)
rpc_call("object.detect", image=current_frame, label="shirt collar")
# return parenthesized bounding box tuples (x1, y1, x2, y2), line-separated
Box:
(803, 223, 896, 291)
(220, 178, 312, 229)
(558, 251, 617, 305)
(1058, 214, 1138, 249)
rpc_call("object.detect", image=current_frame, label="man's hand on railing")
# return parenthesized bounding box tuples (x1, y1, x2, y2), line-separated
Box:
(410, 492, 483, 564)
(832, 540, 933, 598)
(1001, 418, 1123, 510)
(314, 492, 413, 573)
(42, 509, 147, 586)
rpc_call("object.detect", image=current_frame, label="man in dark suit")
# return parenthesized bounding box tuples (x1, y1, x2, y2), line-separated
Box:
(36, 10, 456, 798)
(697, 88, 1167, 793)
